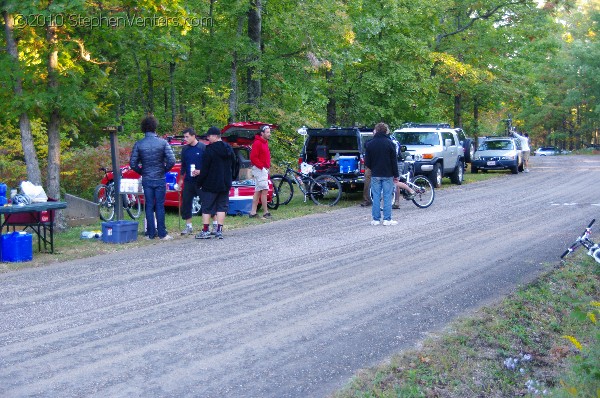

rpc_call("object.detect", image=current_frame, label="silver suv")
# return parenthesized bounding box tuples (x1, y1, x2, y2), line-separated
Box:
(393, 123, 469, 187)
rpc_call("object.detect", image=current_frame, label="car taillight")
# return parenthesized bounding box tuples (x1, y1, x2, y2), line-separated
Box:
(298, 157, 303, 171)
(359, 158, 365, 173)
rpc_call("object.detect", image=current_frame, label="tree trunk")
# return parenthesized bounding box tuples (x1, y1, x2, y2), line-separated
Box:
(326, 69, 336, 125)
(170, 61, 176, 129)
(229, 16, 244, 122)
(3, 11, 42, 185)
(247, 0, 262, 106)
(473, 97, 479, 140)
(132, 51, 147, 112)
(146, 55, 154, 113)
(453, 94, 462, 128)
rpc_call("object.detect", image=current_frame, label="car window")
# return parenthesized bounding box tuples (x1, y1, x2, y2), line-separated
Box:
(171, 145, 183, 162)
(480, 140, 514, 150)
(441, 132, 455, 145)
(396, 132, 440, 146)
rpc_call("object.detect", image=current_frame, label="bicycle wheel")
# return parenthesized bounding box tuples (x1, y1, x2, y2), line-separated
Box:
(267, 183, 280, 210)
(310, 175, 342, 206)
(411, 176, 434, 208)
(270, 174, 294, 205)
(124, 193, 142, 219)
(94, 183, 115, 221)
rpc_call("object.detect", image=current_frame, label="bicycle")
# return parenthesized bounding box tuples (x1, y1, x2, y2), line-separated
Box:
(561, 219, 600, 264)
(94, 167, 142, 222)
(271, 162, 342, 206)
(370, 159, 435, 208)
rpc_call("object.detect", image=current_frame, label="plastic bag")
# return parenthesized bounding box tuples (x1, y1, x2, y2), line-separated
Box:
(20, 181, 48, 203)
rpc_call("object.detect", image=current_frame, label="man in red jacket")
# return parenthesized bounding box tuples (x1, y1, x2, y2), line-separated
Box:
(249, 125, 272, 219)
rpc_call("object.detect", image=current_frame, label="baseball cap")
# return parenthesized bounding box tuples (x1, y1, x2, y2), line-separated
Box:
(260, 125, 271, 132)
(206, 126, 221, 136)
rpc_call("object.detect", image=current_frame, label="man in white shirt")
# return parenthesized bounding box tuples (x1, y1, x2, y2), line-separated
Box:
(512, 130, 530, 173)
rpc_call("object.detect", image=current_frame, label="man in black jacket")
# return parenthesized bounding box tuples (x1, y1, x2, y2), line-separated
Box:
(364, 123, 399, 226)
(130, 115, 176, 240)
(195, 126, 235, 240)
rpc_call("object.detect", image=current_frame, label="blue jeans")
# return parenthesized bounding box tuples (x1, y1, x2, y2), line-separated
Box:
(142, 179, 167, 238)
(371, 177, 394, 221)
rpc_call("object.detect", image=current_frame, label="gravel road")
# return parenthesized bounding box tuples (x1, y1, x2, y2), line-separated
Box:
(1, 155, 599, 398)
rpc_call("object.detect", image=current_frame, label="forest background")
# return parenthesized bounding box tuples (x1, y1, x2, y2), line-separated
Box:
(0, 0, 599, 201)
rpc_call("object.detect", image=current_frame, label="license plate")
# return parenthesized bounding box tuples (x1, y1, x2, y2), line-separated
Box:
(487, 161, 496, 166)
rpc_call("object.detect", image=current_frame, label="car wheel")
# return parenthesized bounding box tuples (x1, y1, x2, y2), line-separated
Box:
(429, 163, 443, 188)
(471, 165, 478, 174)
(510, 164, 518, 174)
(450, 161, 464, 185)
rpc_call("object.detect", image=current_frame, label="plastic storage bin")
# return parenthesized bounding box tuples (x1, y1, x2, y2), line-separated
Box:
(1, 232, 33, 262)
(227, 197, 253, 215)
(101, 220, 139, 244)
(338, 156, 358, 173)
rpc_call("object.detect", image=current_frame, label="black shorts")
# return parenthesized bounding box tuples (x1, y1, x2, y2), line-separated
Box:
(200, 191, 229, 215)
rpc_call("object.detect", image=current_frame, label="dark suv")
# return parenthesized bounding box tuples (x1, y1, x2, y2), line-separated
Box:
(298, 126, 378, 192)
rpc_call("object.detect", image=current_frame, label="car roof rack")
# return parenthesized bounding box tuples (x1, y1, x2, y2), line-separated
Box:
(400, 122, 452, 129)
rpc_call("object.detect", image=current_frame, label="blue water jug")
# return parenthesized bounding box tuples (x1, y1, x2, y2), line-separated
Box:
(0, 183, 6, 206)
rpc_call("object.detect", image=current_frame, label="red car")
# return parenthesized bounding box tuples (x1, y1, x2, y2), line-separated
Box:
(95, 122, 276, 220)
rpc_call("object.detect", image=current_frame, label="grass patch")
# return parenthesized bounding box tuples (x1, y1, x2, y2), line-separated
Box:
(332, 254, 600, 398)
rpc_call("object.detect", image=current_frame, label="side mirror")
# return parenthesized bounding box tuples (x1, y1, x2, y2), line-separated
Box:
(444, 138, 452, 147)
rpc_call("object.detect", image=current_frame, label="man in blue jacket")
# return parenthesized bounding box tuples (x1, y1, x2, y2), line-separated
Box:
(364, 122, 399, 226)
(130, 115, 176, 240)
(195, 126, 235, 240)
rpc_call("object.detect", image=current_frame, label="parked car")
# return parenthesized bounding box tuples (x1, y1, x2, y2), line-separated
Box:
(297, 126, 373, 192)
(97, 122, 275, 215)
(471, 137, 523, 174)
(393, 123, 470, 187)
(534, 146, 560, 156)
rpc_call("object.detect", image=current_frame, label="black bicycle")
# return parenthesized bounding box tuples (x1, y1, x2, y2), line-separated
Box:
(271, 163, 342, 206)
(94, 167, 142, 222)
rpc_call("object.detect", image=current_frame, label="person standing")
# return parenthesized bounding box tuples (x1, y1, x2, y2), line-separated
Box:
(195, 126, 236, 240)
(130, 115, 176, 240)
(249, 125, 272, 219)
(178, 127, 205, 235)
(512, 130, 531, 173)
(365, 122, 399, 226)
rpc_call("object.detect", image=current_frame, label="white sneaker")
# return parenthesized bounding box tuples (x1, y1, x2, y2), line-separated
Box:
(160, 235, 174, 241)
(524, 169, 530, 173)
(383, 220, 398, 226)
(371, 220, 381, 226)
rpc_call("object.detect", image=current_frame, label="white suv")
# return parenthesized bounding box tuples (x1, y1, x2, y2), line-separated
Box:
(394, 123, 469, 187)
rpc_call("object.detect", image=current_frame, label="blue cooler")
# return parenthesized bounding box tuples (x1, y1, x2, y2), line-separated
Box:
(165, 172, 178, 190)
(338, 156, 358, 173)
(1, 232, 33, 262)
(227, 196, 253, 215)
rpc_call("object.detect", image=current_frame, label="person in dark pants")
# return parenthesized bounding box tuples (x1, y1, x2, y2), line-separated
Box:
(130, 115, 176, 240)
(195, 126, 236, 240)
(178, 127, 205, 235)
(364, 122, 399, 226)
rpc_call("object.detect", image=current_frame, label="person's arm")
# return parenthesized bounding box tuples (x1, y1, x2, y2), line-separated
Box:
(164, 141, 176, 171)
(250, 141, 263, 169)
(129, 143, 142, 174)
(196, 151, 210, 188)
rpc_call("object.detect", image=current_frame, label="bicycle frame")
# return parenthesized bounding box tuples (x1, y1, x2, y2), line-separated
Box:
(283, 166, 314, 203)
(561, 219, 600, 264)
